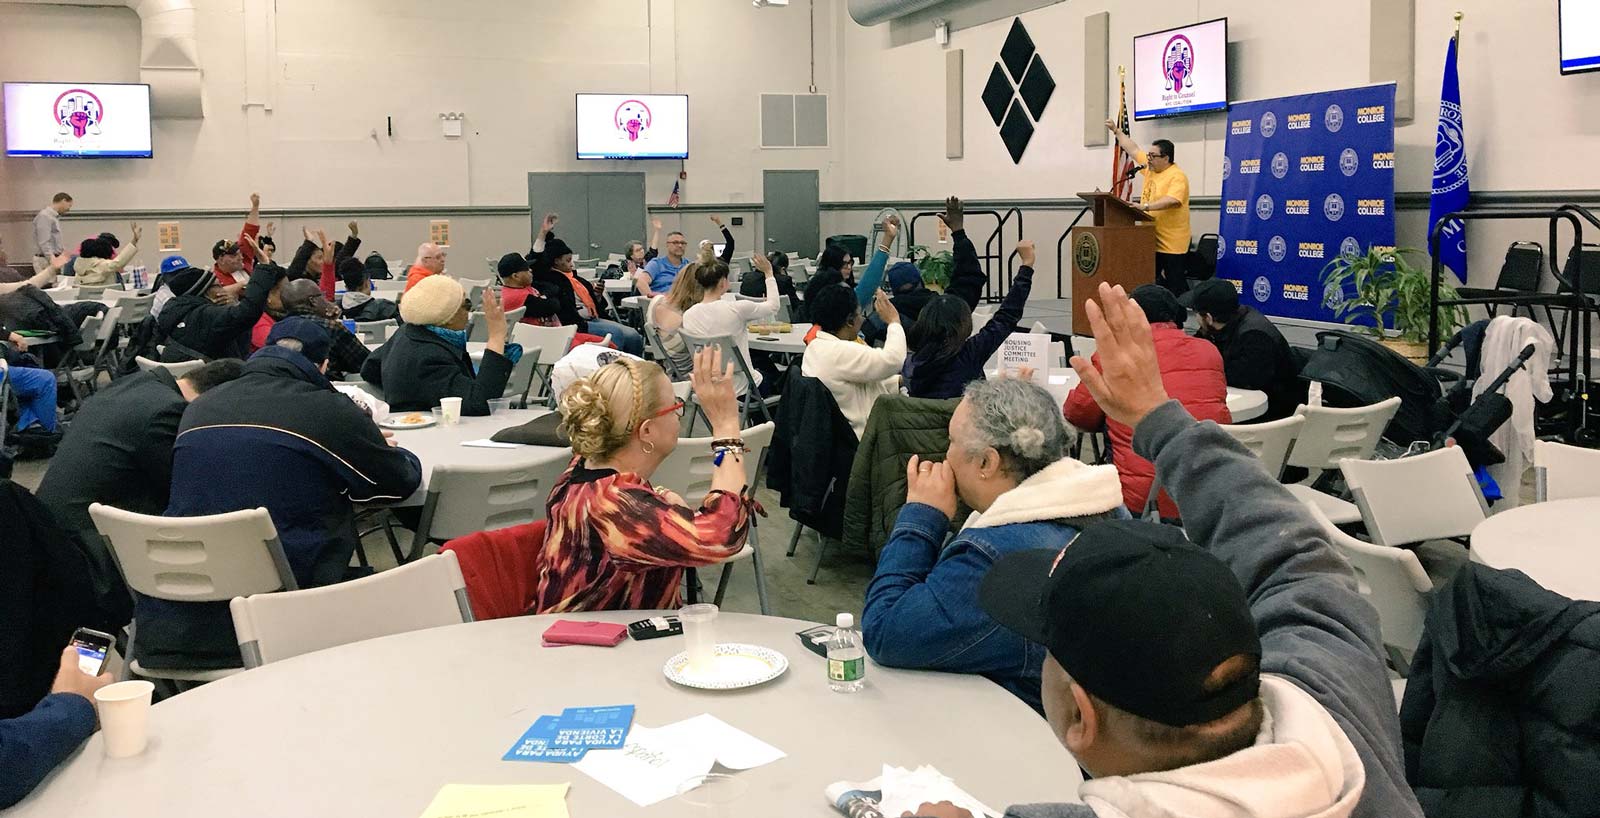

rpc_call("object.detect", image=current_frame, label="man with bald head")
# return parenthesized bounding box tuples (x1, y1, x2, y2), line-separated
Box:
(406, 242, 447, 292)
(252, 278, 368, 379)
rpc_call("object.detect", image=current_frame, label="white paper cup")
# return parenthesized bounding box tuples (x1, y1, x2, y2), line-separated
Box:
(680, 603, 719, 675)
(440, 396, 463, 425)
(94, 680, 155, 758)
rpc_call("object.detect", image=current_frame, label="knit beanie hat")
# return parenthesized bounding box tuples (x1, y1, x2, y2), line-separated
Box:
(400, 274, 465, 326)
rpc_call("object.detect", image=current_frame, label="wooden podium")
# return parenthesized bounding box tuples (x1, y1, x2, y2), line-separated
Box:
(1068, 192, 1157, 335)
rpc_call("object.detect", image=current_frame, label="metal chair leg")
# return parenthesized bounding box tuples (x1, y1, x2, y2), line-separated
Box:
(807, 537, 830, 585)
(750, 532, 772, 615)
(712, 562, 735, 606)
(786, 524, 804, 557)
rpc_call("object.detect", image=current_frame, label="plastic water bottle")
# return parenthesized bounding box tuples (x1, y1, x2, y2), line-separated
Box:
(827, 613, 866, 693)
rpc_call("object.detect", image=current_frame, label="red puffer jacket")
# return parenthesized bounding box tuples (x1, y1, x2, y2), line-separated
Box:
(1064, 323, 1232, 518)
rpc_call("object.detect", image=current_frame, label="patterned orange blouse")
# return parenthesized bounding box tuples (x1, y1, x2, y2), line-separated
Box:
(533, 458, 751, 613)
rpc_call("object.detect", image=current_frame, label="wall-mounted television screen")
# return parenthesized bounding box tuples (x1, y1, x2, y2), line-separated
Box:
(1133, 19, 1229, 120)
(1560, 0, 1600, 75)
(576, 93, 689, 160)
(4, 82, 153, 158)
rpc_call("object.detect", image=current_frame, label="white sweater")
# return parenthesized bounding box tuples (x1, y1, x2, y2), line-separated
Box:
(800, 323, 907, 439)
(681, 278, 779, 392)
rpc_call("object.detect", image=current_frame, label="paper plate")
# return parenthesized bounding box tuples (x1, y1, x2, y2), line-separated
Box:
(663, 643, 789, 690)
(379, 413, 437, 430)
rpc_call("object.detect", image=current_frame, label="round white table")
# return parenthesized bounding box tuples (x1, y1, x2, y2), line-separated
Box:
(13, 613, 1079, 816)
(1471, 499, 1600, 601)
(748, 323, 813, 356)
(379, 407, 568, 506)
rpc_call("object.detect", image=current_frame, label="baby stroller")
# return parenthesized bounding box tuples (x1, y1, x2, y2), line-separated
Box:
(1298, 322, 1536, 468)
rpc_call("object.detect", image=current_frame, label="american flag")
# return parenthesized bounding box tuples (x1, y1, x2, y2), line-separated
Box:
(1111, 71, 1138, 202)
(666, 180, 680, 208)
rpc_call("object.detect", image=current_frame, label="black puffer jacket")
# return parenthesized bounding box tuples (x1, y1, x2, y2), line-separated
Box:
(361, 323, 513, 416)
(1401, 563, 1600, 818)
(157, 264, 281, 361)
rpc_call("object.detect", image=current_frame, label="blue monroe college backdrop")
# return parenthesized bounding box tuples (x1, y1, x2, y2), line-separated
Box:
(1218, 83, 1397, 325)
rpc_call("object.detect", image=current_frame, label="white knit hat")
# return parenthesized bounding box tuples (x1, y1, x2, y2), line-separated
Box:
(400, 275, 465, 326)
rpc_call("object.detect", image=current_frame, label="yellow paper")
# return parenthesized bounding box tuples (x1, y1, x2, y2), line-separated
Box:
(417, 784, 570, 818)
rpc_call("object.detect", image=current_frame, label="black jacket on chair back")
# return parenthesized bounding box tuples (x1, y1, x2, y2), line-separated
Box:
(768, 373, 856, 540)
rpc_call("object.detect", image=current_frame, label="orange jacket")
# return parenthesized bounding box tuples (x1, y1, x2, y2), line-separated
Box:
(404, 264, 434, 292)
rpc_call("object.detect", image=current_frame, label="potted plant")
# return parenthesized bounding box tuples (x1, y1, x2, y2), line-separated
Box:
(907, 245, 953, 292)
(1318, 245, 1467, 363)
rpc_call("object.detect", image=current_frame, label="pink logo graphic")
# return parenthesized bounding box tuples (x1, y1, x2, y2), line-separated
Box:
(54, 88, 105, 139)
(1163, 35, 1195, 91)
(614, 99, 653, 142)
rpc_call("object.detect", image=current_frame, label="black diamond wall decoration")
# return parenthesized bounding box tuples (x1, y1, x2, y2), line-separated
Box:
(999, 99, 1034, 165)
(1018, 55, 1055, 121)
(999, 18, 1036, 82)
(981, 63, 1013, 127)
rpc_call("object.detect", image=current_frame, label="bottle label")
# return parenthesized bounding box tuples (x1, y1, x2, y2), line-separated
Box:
(828, 656, 865, 682)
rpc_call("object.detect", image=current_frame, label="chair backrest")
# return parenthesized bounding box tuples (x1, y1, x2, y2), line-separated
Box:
(134, 355, 205, 378)
(1284, 397, 1402, 470)
(652, 422, 776, 502)
(422, 450, 572, 540)
(72, 314, 103, 353)
(47, 288, 79, 303)
(1304, 503, 1432, 669)
(229, 552, 471, 667)
(353, 319, 396, 345)
(503, 306, 525, 333)
(89, 504, 296, 603)
(112, 294, 154, 325)
(1341, 446, 1487, 545)
(440, 521, 547, 621)
(1533, 440, 1600, 502)
(1496, 241, 1544, 293)
(1560, 243, 1600, 295)
(502, 322, 567, 400)
(675, 330, 762, 396)
(1219, 415, 1306, 480)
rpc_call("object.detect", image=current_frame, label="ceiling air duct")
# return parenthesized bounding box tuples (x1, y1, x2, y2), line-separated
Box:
(847, 0, 948, 27)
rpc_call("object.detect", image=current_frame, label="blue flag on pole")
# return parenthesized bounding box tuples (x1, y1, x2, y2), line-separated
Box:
(1430, 34, 1470, 282)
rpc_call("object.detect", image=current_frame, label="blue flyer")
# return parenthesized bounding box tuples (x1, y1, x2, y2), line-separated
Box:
(503, 716, 588, 763)
(552, 705, 635, 749)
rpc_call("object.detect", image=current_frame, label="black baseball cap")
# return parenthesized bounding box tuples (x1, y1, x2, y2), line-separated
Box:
(263, 316, 331, 365)
(1180, 277, 1239, 317)
(497, 251, 531, 279)
(979, 519, 1261, 728)
(212, 239, 242, 260)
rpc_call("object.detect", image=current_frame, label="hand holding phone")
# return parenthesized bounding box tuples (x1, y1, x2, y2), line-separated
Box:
(69, 627, 114, 677)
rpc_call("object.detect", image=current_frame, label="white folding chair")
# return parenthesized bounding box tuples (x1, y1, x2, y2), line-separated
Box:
(1533, 440, 1600, 502)
(652, 422, 775, 615)
(1340, 446, 1488, 546)
(90, 504, 296, 684)
(675, 330, 779, 428)
(1219, 415, 1306, 481)
(406, 450, 572, 562)
(230, 552, 472, 668)
(46, 287, 79, 303)
(353, 319, 396, 346)
(507, 323, 577, 405)
(135, 355, 205, 378)
(1283, 398, 1402, 525)
(1305, 504, 1432, 675)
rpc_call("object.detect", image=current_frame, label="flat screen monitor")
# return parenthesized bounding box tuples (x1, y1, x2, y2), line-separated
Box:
(576, 93, 689, 160)
(1133, 19, 1229, 120)
(3, 82, 153, 158)
(1560, 0, 1600, 75)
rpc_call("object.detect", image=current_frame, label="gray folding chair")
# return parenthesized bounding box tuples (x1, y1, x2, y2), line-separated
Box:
(674, 330, 779, 429)
(506, 323, 576, 407)
(353, 320, 396, 345)
(135, 356, 205, 378)
(406, 450, 572, 562)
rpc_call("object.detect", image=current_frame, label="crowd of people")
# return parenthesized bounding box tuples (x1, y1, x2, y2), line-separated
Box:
(1, 187, 1434, 818)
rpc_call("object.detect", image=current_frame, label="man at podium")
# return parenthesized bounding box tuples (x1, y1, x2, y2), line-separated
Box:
(1106, 121, 1192, 296)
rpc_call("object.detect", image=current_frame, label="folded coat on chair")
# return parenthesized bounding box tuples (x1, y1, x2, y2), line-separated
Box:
(768, 373, 855, 540)
(842, 394, 966, 558)
(439, 521, 547, 620)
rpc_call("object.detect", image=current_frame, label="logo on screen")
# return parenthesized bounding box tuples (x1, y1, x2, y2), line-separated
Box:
(613, 99, 654, 142)
(53, 88, 105, 139)
(1268, 236, 1287, 262)
(1324, 193, 1346, 222)
(1252, 276, 1272, 303)
(1324, 104, 1344, 133)
(1163, 35, 1196, 91)
(1340, 148, 1360, 177)
(1259, 111, 1277, 138)
(1255, 195, 1274, 220)
(1271, 152, 1289, 179)
(1433, 100, 1468, 196)
(1340, 237, 1363, 258)
(1221, 155, 1231, 180)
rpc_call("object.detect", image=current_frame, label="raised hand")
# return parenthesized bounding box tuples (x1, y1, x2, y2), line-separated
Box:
(1016, 239, 1036, 267)
(541, 212, 559, 234)
(249, 192, 261, 209)
(709, 214, 723, 228)
(481, 285, 507, 343)
(130, 222, 143, 245)
(881, 214, 900, 241)
(650, 217, 663, 231)
(689, 346, 739, 437)
(938, 196, 965, 233)
(751, 251, 772, 276)
(1069, 282, 1170, 429)
(348, 220, 359, 237)
(1105, 118, 1118, 133)
(873, 287, 900, 325)
(263, 221, 276, 237)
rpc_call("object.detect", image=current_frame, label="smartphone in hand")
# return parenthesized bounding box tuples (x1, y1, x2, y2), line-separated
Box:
(69, 627, 114, 677)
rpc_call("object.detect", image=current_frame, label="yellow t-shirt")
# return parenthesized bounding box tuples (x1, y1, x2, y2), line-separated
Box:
(1136, 151, 1192, 255)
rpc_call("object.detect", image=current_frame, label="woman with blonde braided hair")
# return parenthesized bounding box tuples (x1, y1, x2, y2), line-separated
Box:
(535, 346, 755, 613)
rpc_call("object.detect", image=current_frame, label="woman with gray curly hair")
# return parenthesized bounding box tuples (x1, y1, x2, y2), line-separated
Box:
(861, 375, 1127, 715)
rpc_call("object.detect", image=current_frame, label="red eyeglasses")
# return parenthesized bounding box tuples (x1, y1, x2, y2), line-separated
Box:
(647, 401, 686, 421)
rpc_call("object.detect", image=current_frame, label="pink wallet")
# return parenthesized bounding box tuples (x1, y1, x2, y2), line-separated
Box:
(542, 620, 628, 647)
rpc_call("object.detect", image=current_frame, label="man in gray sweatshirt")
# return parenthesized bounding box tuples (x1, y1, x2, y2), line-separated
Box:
(908, 283, 1422, 818)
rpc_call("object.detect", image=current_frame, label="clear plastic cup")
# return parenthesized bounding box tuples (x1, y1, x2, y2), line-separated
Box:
(439, 396, 463, 425)
(679, 603, 719, 676)
(678, 773, 747, 815)
(94, 680, 155, 758)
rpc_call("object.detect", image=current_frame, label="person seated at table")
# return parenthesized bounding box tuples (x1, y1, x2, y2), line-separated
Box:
(497, 252, 608, 351)
(902, 283, 1419, 818)
(740, 251, 798, 303)
(643, 215, 734, 294)
(619, 216, 662, 276)
(252, 278, 369, 380)
(154, 261, 284, 362)
(1064, 284, 1230, 518)
(902, 240, 1037, 400)
(0, 645, 113, 809)
(527, 230, 644, 356)
(681, 250, 779, 395)
(803, 216, 897, 314)
(405, 242, 448, 292)
(1, 329, 61, 454)
(800, 286, 906, 439)
(862, 376, 1123, 715)
(203, 193, 265, 303)
(361, 274, 514, 416)
(138, 318, 424, 670)
(536, 347, 754, 613)
(1186, 277, 1302, 421)
(72, 223, 140, 288)
(339, 257, 400, 323)
(633, 248, 712, 378)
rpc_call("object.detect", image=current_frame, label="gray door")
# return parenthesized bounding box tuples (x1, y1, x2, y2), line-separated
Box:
(527, 173, 591, 250)
(584, 173, 646, 261)
(762, 170, 820, 257)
